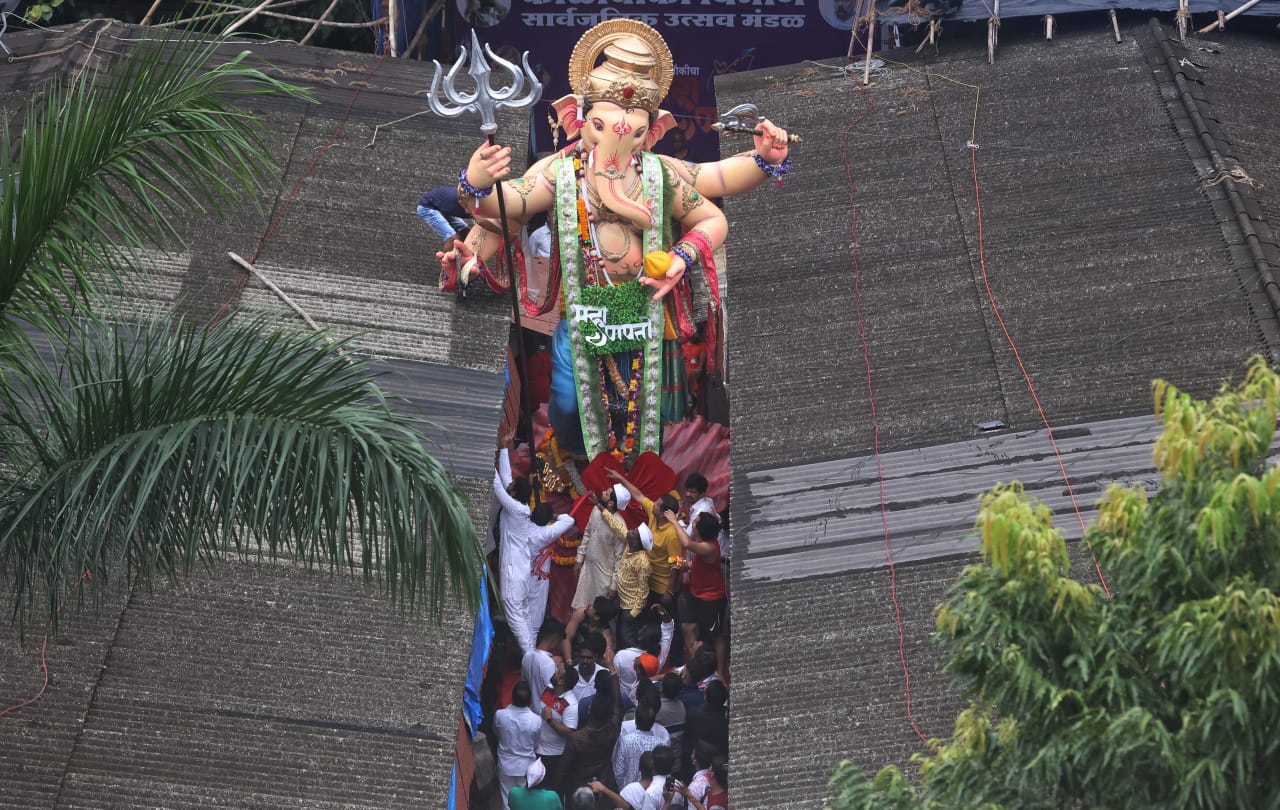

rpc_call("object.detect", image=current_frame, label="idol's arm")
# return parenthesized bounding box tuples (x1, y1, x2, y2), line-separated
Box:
(660, 118, 792, 198)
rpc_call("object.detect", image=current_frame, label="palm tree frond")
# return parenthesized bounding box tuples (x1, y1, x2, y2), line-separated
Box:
(0, 31, 310, 326)
(0, 315, 484, 636)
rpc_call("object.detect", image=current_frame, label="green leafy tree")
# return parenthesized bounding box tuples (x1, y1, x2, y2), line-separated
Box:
(830, 358, 1280, 810)
(0, 32, 483, 636)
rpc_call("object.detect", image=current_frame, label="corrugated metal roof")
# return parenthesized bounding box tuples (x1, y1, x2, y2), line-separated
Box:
(739, 412, 1162, 582)
(717, 18, 1280, 809)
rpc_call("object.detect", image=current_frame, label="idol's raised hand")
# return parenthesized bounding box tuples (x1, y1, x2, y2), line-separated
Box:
(463, 142, 512, 191)
(754, 118, 791, 165)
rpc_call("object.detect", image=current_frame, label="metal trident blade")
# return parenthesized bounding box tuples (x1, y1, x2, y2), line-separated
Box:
(427, 30, 542, 135)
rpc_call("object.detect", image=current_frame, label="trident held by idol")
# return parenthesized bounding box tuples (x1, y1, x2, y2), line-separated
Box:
(428, 30, 542, 135)
(427, 31, 543, 446)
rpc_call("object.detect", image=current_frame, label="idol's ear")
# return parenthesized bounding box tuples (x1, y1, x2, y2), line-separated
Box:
(645, 110, 676, 150)
(552, 94, 584, 140)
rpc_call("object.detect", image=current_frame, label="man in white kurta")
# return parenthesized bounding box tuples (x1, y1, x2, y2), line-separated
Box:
(571, 484, 629, 610)
(495, 448, 574, 653)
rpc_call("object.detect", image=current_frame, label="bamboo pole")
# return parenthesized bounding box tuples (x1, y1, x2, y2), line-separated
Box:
(404, 0, 444, 58)
(139, 0, 165, 25)
(299, 0, 340, 45)
(863, 6, 876, 84)
(1043, 14, 1054, 38)
(387, 0, 399, 57)
(988, 0, 1000, 64)
(1176, 0, 1189, 41)
(915, 17, 938, 53)
(1199, 0, 1262, 32)
(228, 252, 326, 336)
(1108, 9, 1121, 42)
(224, 0, 277, 34)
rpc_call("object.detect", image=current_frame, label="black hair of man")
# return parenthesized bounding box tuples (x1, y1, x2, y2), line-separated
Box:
(592, 595, 620, 625)
(593, 669, 612, 693)
(704, 679, 728, 709)
(582, 631, 607, 659)
(693, 740, 720, 770)
(509, 476, 533, 504)
(719, 507, 730, 534)
(651, 745, 675, 777)
(637, 623, 662, 656)
(684, 472, 708, 495)
(559, 665, 580, 693)
(635, 701, 658, 732)
(537, 619, 566, 645)
(661, 671, 683, 699)
(686, 648, 718, 683)
(694, 511, 721, 542)
(658, 493, 680, 514)
(569, 787, 596, 810)
(638, 750, 655, 781)
(511, 680, 533, 708)
(588, 689, 614, 725)
(636, 677, 661, 712)
(531, 502, 555, 526)
(711, 756, 728, 788)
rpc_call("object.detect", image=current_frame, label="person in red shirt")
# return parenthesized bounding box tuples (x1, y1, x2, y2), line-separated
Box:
(667, 509, 728, 684)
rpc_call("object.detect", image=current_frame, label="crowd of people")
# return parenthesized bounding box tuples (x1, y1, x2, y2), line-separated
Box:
(490, 446, 731, 810)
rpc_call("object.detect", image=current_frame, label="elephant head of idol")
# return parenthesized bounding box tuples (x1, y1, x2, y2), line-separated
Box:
(551, 19, 677, 231)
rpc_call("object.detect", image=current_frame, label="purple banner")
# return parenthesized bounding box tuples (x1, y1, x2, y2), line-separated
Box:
(453, 0, 858, 161)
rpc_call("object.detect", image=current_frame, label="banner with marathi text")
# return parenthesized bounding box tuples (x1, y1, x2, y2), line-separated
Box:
(454, 0, 858, 161)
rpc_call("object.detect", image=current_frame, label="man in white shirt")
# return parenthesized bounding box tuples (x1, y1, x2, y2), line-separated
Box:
(680, 473, 715, 536)
(493, 681, 543, 810)
(592, 747, 673, 810)
(534, 667, 580, 795)
(494, 447, 575, 653)
(570, 635, 609, 702)
(614, 618, 676, 707)
(521, 622, 564, 695)
(612, 703, 664, 788)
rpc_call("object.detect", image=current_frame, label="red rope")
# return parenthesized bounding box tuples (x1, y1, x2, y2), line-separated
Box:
(842, 83, 930, 745)
(0, 571, 93, 717)
(213, 50, 392, 324)
(967, 145, 1112, 597)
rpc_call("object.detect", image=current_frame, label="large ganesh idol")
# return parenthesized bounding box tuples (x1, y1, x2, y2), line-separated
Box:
(452, 19, 790, 459)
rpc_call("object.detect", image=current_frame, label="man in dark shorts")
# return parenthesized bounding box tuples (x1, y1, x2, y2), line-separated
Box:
(668, 509, 728, 683)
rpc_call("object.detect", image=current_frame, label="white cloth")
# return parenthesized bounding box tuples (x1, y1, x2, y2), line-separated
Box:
(612, 483, 632, 510)
(613, 729, 664, 792)
(526, 757, 547, 787)
(494, 704, 543, 778)
(671, 769, 711, 808)
(495, 449, 574, 652)
(498, 773, 524, 810)
(637, 523, 654, 550)
(570, 663, 608, 702)
(614, 647, 643, 705)
(621, 718, 669, 747)
(619, 775, 667, 810)
(614, 621, 674, 705)
(529, 224, 552, 258)
(521, 648, 558, 695)
(527, 574, 550, 640)
(535, 691, 579, 756)
(682, 496, 715, 536)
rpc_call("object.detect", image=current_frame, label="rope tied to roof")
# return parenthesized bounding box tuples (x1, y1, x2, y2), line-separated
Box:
(1203, 166, 1263, 190)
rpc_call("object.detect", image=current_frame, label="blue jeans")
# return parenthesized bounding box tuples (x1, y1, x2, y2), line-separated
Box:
(416, 205, 469, 241)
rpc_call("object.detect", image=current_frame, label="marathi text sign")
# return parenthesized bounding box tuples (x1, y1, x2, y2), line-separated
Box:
(455, 0, 856, 161)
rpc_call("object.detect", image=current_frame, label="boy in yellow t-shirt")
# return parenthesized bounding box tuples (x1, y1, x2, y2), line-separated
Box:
(608, 470, 684, 610)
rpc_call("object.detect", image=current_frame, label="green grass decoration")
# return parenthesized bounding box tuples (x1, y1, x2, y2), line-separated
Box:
(575, 279, 651, 355)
